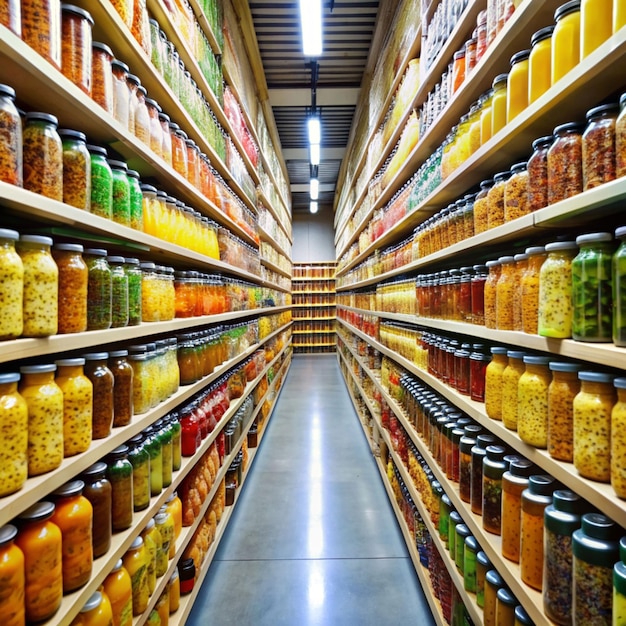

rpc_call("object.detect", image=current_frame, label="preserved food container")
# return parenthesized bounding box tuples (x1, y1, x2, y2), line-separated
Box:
(614, 226, 626, 346)
(51, 479, 93, 592)
(144, 426, 163, 495)
(573, 370, 616, 481)
(53, 242, 88, 333)
(552, 1, 581, 84)
(583, 103, 618, 190)
(476, 551, 491, 608)
(501, 457, 533, 563)
(616, 0, 626, 31)
(55, 357, 92, 456)
(548, 361, 582, 462)
(0, 229, 23, 340)
(155, 510, 174, 576)
(127, 433, 149, 511)
(538, 240, 578, 338)
(72, 591, 113, 626)
(16, 501, 63, 622)
(141, 518, 159, 596)
(484, 259, 501, 329)
(496, 588, 517, 626)
(529, 26, 554, 103)
(88, 144, 113, 219)
(454, 523, 471, 573)
(109, 160, 131, 226)
(112, 59, 130, 130)
(612, 378, 626, 497)
(506, 50, 529, 123)
(60, 4, 93, 94)
(91, 42, 114, 113)
(495, 256, 515, 330)
(517, 355, 552, 448)
(21, 0, 61, 69)
(23, 112, 63, 200)
(141, 262, 159, 322)
(543, 490, 585, 625)
(491, 74, 508, 137)
(81, 461, 112, 558)
(83, 352, 114, 439)
(471, 264, 488, 325)
(127, 74, 139, 134)
(473, 180, 492, 235)
(521, 245, 546, 334)
(572, 232, 614, 342)
(485, 346, 507, 420)
(18, 234, 58, 337)
(102, 559, 132, 626)
(107, 445, 133, 532)
(20, 363, 63, 475)
(464, 535, 478, 593)
(0, 84, 22, 186)
(581, 0, 613, 58)
(528, 136, 552, 212)
(85, 248, 112, 330)
(125, 257, 142, 326)
(503, 162, 529, 221)
(109, 256, 129, 328)
(487, 171, 509, 230)
(127, 169, 143, 230)
(471, 433, 496, 515)
(0, 0, 20, 35)
(146, 98, 163, 157)
(512, 253, 527, 330)
(109, 350, 133, 427)
(0, 373, 27, 496)
(548, 122, 584, 204)
(134, 85, 150, 146)
(480, 90, 494, 145)
(169, 569, 180, 613)
(122, 536, 149, 616)
(452, 50, 466, 94)
(501, 350, 526, 430)
(459, 425, 482, 503)
(157, 418, 173, 489)
(0, 524, 24, 626)
(484, 569, 504, 626)
(482, 444, 507, 535)
(166, 491, 182, 547)
(572, 513, 620, 624)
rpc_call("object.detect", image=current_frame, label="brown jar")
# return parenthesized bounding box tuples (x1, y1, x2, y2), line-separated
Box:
(53, 242, 88, 334)
(81, 461, 112, 558)
(60, 4, 94, 95)
(91, 42, 114, 113)
(528, 135, 553, 212)
(21, 0, 61, 69)
(108, 350, 133, 427)
(582, 103, 618, 190)
(548, 122, 584, 205)
(83, 352, 114, 439)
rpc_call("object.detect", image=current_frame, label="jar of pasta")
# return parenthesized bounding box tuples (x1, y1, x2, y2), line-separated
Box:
(53, 243, 87, 333)
(520, 245, 546, 334)
(538, 240, 578, 338)
(109, 160, 131, 226)
(102, 559, 132, 626)
(503, 163, 528, 222)
(548, 122, 584, 205)
(572, 232, 614, 342)
(59, 130, 91, 212)
(0, 372, 27, 496)
(485, 347, 507, 420)
(55, 357, 92, 456)
(487, 171, 510, 230)
(506, 50, 529, 123)
(0, 85, 22, 186)
(552, 1, 581, 83)
(0, 229, 23, 340)
(473, 180, 492, 234)
(111, 59, 130, 129)
(84, 248, 112, 330)
(529, 26, 554, 103)
(501, 350, 526, 430)
(501, 458, 533, 563)
(527, 136, 553, 212)
(484, 259, 501, 329)
(547, 361, 582, 462)
(0, 524, 24, 625)
(83, 352, 114, 440)
(491, 74, 508, 136)
(613, 226, 626, 346)
(60, 4, 93, 95)
(21, 0, 61, 69)
(91, 42, 114, 113)
(108, 256, 129, 328)
(517, 355, 552, 448)
(573, 370, 616, 481)
(106, 445, 133, 532)
(123, 536, 149, 616)
(88, 144, 113, 219)
(23, 112, 63, 201)
(495, 256, 516, 330)
(581, 0, 613, 58)
(81, 462, 112, 558)
(582, 103, 618, 190)
(50, 479, 93, 592)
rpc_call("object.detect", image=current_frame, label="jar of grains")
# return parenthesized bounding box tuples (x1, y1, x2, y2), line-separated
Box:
(528, 136, 553, 212)
(111, 59, 130, 129)
(512, 253, 527, 330)
(53, 243, 88, 334)
(0, 524, 25, 625)
(517, 355, 552, 448)
(110, 0, 132, 28)
(547, 122, 584, 205)
(80, 462, 112, 558)
(495, 256, 516, 330)
(573, 370, 616, 482)
(612, 378, 626, 497)
(108, 256, 129, 328)
(108, 160, 131, 226)
(124, 257, 142, 325)
(21, 0, 61, 69)
(108, 350, 133, 427)
(487, 171, 510, 230)
(0, 373, 27, 496)
(88, 144, 113, 218)
(504, 163, 529, 222)
(59, 129, 91, 211)
(520, 245, 546, 334)
(83, 352, 114, 440)
(501, 458, 533, 563)
(23, 112, 63, 200)
(106, 445, 133, 532)
(60, 4, 94, 95)
(552, 1, 581, 84)
(473, 180, 492, 234)
(484, 259, 501, 329)
(91, 42, 114, 113)
(613, 226, 626, 346)
(501, 350, 526, 430)
(84, 249, 112, 330)
(547, 361, 582, 462)
(485, 346, 507, 420)
(0, 229, 23, 340)
(0, 84, 22, 186)
(582, 103, 618, 190)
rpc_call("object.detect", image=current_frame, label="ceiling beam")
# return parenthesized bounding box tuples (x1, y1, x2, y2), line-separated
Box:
(290, 183, 336, 193)
(269, 87, 360, 107)
(282, 147, 346, 160)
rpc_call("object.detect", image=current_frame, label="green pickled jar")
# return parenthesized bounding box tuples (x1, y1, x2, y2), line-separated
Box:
(108, 160, 131, 227)
(88, 145, 112, 219)
(156, 418, 173, 489)
(127, 169, 143, 231)
(572, 232, 614, 342)
(613, 537, 626, 625)
(448, 511, 462, 562)
(154, 510, 173, 577)
(614, 226, 626, 347)
(476, 551, 491, 608)
(127, 433, 150, 511)
(84, 248, 111, 330)
(144, 426, 163, 496)
(124, 257, 142, 326)
(464, 535, 479, 593)
(106, 445, 133, 532)
(482, 445, 507, 535)
(108, 256, 129, 328)
(439, 493, 452, 547)
(455, 523, 471, 573)
(169, 412, 181, 471)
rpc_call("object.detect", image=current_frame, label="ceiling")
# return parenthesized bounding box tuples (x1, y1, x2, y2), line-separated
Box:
(248, 1, 380, 213)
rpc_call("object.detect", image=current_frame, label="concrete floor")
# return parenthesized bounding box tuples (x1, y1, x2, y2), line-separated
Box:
(187, 355, 435, 626)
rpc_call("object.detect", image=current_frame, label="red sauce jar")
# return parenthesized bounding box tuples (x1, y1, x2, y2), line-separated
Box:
(471, 264, 487, 324)
(470, 351, 490, 402)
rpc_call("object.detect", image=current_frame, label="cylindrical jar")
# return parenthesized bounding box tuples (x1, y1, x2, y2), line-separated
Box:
(107, 445, 134, 532)
(583, 103, 618, 190)
(501, 458, 533, 563)
(0, 524, 25, 626)
(127, 433, 150, 511)
(0, 85, 22, 186)
(471, 434, 496, 515)
(473, 180, 492, 235)
(517, 355, 552, 448)
(485, 347, 507, 420)
(495, 255, 515, 330)
(53, 242, 88, 334)
(495, 588, 517, 626)
(503, 162, 529, 221)
(109, 160, 131, 226)
(484, 259, 501, 329)
(484, 569, 505, 626)
(141, 519, 159, 596)
(81, 461, 112, 558)
(83, 352, 114, 440)
(60, 4, 94, 94)
(123, 536, 149, 616)
(0, 373, 27, 496)
(581, 0, 613, 58)
(102, 559, 133, 626)
(482, 445, 507, 535)
(72, 591, 113, 626)
(91, 42, 114, 113)
(529, 27, 554, 103)
(88, 144, 113, 218)
(21, 0, 61, 69)
(552, 1, 581, 84)
(108, 256, 129, 328)
(491, 74, 508, 137)
(125, 257, 142, 326)
(109, 350, 133, 427)
(613, 537, 626, 626)
(487, 171, 509, 230)
(521, 246, 546, 334)
(23, 112, 63, 200)
(528, 136, 553, 212)
(506, 50, 529, 123)
(612, 378, 626, 497)
(0, 1, 20, 36)
(0, 229, 23, 341)
(84, 248, 112, 330)
(613, 225, 626, 346)
(548, 122, 584, 204)
(111, 59, 130, 130)
(501, 350, 526, 430)
(548, 361, 582, 462)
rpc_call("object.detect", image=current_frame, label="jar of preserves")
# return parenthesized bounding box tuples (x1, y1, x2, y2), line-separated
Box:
(107, 445, 133, 532)
(613, 226, 626, 346)
(103, 559, 132, 626)
(484, 569, 505, 626)
(16, 502, 63, 622)
(123, 536, 149, 616)
(501, 350, 526, 430)
(529, 27, 554, 103)
(165, 491, 182, 546)
(60, 4, 94, 95)
(144, 426, 163, 496)
(520, 245, 546, 334)
(501, 458, 533, 563)
(127, 169, 143, 231)
(140, 518, 158, 596)
(91, 41, 114, 112)
(169, 413, 181, 471)
(124, 258, 142, 326)
(581, 0, 613, 58)
(108, 256, 129, 328)
(454, 523, 471, 573)
(50, 479, 93, 592)
(169, 569, 180, 613)
(459, 424, 482, 503)
(503, 162, 529, 222)
(573, 513, 620, 624)
(572, 232, 614, 341)
(88, 144, 113, 219)
(471, 433, 496, 515)
(612, 378, 626, 497)
(506, 50, 529, 123)
(84, 248, 112, 330)
(129, 352, 151, 414)
(517, 355, 552, 448)
(480, 90, 494, 146)
(0, 85, 22, 186)
(552, 1, 581, 83)
(23, 112, 63, 200)
(538, 240, 578, 338)
(156, 586, 169, 624)
(473, 180, 492, 235)
(156, 419, 173, 489)
(111, 59, 130, 129)
(108, 350, 133, 427)
(81, 461, 112, 558)
(21, 0, 61, 69)
(512, 253, 528, 331)
(520, 475, 558, 590)
(484, 259, 501, 329)
(464, 535, 478, 593)
(141, 261, 160, 322)
(109, 160, 131, 226)
(548, 361, 582, 462)
(55, 357, 92, 456)
(487, 171, 509, 230)
(573, 370, 616, 481)
(0, 229, 23, 340)
(127, 433, 149, 511)
(583, 103, 618, 190)
(53, 242, 88, 333)
(548, 122, 584, 204)
(543, 490, 586, 625)
(20, 363, 63, 475)
(0, 0, 19, 35)
(0, 372, 27, 496)
(155, 510, 174, 576)
(0, 524, 24, 626)
(482, 444, 507, 535)
(452, 49, 466, 93)
(485, 347, 507, 420)
(72, 590, 113, 626)
(491, 73, 508, 137)
(495, 256, 516, 330)
(83, 352, 114, 440)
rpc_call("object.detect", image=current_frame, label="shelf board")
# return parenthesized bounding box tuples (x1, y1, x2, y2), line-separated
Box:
(260, 256, 292, 279)
(293, 342, 337, 348)
(292, 317, 336, 322)
(291, 303, 336, 308)
(258, 225, 292, 260)
(257, 189, 293, 244)
(292, 330, 336, 335)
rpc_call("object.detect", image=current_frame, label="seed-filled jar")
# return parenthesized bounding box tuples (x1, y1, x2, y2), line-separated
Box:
(0, 372, 27, 496)
(102, 559, 132, 626)
(23, 112, 63, 200)
(53, 243, 87, 334)
(84, 248, 112, 330)
(91, 42, 114, 113)
(538, 241, 578, 338)
(491, 74, 508, 137)
(614, 226, 626, 346)
(21, 0, 61, 69)
(15, 502, 63, 622)
(521, 246, 546, 334)
(482, 445, 507, 535)
(0, 229, 23, 340)
(552, 1, 581, 83)
(109, 160, 131, 226)
(581, 0, 613, 58)
(473, 180, 492, 235)
(612, 378, 626, 497)
(548, 122, 584, 205)
(111, 59, 130, 129)
(0, 524, 25, 625)
(512, 253, 528, 331)
(471, 433, 496, 515)
(506, 50, 530, 123)
(529, 26, 554, 103)
(106, 445, 133, 532)
(484, 259, 501, 329)
(123, 536, 149, 616)
(504, 162, 529, 222)
(0, 84, 22, 186)
(573, 370, 616, 481)
(83, 352, 114, 440)
(487, 171, 510, 230)
(583, 103, 618, 190)
(573, 513, 620, 624)
(495, 256, 516, 330)
(501, 350, 526, 430)
(517, 355, 552, 448)
(88, 144, 113, 218)
(548, 361, 582, 462)
(108, 350, 133, 427)
(543, 490, 586, 625)
(108, 256, 129, 328)
(485, 347, 508, 420)
(501, 458, 533, 563)
(80, 461, 112, 558)
(60, 4, 93, 95)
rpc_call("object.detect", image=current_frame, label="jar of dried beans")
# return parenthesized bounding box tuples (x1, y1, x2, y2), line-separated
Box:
(84, 248, 112, 330)
(495, 255, 516, 330)
(83, 352, 114, 440)
(53, 242, 87, 334)
(583, 103, 618, 190)
(0, 84, 22, 186)
(504, 162, 529, 221)
(487, 171, 510, 230)
(547, 361, 582, 462)
(91, 42, 114, 113)
(21, 0, 61, 69)
(59, 129, 91, 210)
(548, 122, 584, 205)
(23, 112, 63, 201)
(517, 355, 552, 448)
(60, 4, 93, 95)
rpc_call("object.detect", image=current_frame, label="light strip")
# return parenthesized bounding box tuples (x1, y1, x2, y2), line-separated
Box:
(308, 116, 321, 144)
(310, 143, 320, 166)
(300, 0, 323, 57)
(310, 178, 319, 200)
(310, 201, 318, 214)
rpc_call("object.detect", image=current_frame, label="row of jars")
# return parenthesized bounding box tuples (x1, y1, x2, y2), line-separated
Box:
(260, 242, 291, 274)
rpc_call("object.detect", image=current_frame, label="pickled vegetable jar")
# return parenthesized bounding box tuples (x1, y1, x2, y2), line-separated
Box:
(548, 361, 582, 462)
(87, 144, 113, 218)
(81, 461, 112, 558)
(482, 445, 507, 535)
(552, 1, 581, 84)
(155, 510, 174, 576)
(141, 518, 159, 595)
(107, 445, 133, 532)
(127, 433, 149, 511)
(109, 350, 133, 427)
(109, 160, 131, 226)
(127, 169, 143, 230)
(501, 457, 533, 563)
(538, 240, 578, 338)
(572, 232, 614, 341)
(20, 363, 63, 475)
(0, 524, 24, 626)
(583, 104, 618, 190)
(51, 479, 93, 592)
(109, 256, 129, 328)
(123, 535, 149, 615)
(614, 537, 626, 626)
(103, 560, 132, 626)
(85, 249, 112, 330)
(521, 245, 547, 334)
(0, 229, 23, 340)
(125, 257, 142, 326)
(484, 259, 501, 329)
(501, 350, 526, 430)
(544, 490, 585, 625)
(21, 0, 61, 69)
(55, 357, 92, 456)
(485, 346, 507, 420)
(611, 378, 626, 497)
(83, 352, 114, 440)
(471, 434, 496, 515)
(72, 590, 113, 626)
(459, 425, 481, 503)
(18, 234, 58, 337)
(0, 84, 22, 187)
(16, 501, 63, 622)
(491, 74, 508, 137)
(529, 27, 554, 103)
(548, 122, 584, 205)
(517, 355, 552, 448)
(573, 513, 620, 624)
(23, 112, 63, 200)
(60, 4, 94, 95)
(503, 162, 529, 222)
(0, 372, 27, 496)
(614, 226, 626, 346)
(473, 180, 492, 235)
(581, 0, 613, 58)
(144, 426, 163, 496)
(53, 242, 88, 334)
(495, 256, 516, 330)
(506, 50, 529, 123)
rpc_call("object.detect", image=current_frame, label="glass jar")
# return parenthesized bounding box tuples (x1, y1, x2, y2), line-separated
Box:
(156, 418, 173, 489)
(504, 162, 528, 222)
(476, 551, 491, 608)
(528, 136, 553, 213)
(0, 85, 22, 186)
(160, 115, 172, 165)
(134, 85, 150, 145)
(0, 0, 20, 35)
(548, 122, 584, 204)
(109, 160, 131, 226)
(552, 0, 581, 83)
(480, 90, 494, 146)
(482, 445, 507, 535)
(501, 350, 526, 430)
(460, 425, 482, 503)
(166, 491, 182, 547)
(548, 361, 582, 462)
(91, 41, 114, 112)
(141, 261, 160, 322)
(529, 26, 554, 103)
(614, 226, 626, 346)
(107, 445, 133, 532)
(23, 112, 63, 200)
(501, 458, 533, 563)
(452, 49, 466, 93)
(127, 169, 143, 231)
(51, 479, 93, 592)
(54, 243, 88, 334)
(454, 524, 471, 573)
(144, 426, 163, 496)
(543, 490, 585, 625)
(18, 234, 58, 337)
(485, 347, 507, 420)
(464, 535, 478, 593)
(495, 255, 516, 330)
(0, 524, 24, 626)
(108, 256, 129, 328)
(616, 0, 626, 31)
(572, 513, 620, 624)
(88, 144, 113, 219)
(573, 370, 616, 482)
(583, 103, 618, 190)
(512, 253, 528, 331)
(491, 73, 508, 136)
(169, 569, 180, 613)
(123, 536, 149, 616)
(72, 590, 114, 626)
(471, 433, 496, 515)
(21, 0, 61, 69)
(84, 248, 112, 330)
(81, 461, 112, 558)
(0, 373, 27, 496)
(126, 73, 139, 134)
(538, 240, 578, 338)
(473, 180, 492, 235)
(0, 229, 23, 340)
(484, 570, 505, 626)
(506, 50, 529, 123)
(581, 0, 613, 58)
(146, 98, 163, 158)
(111, 59, 130, 130)
(108, 350, 133, 428)
(484, 259, 501, 329)
(610, 378, 626, 501)
(141, 519, 159, 596)
(102, 559, 133, 626)
(60, 4, 93, 95)
(517, 355, 552, 448)
(83, 352, 114, 440)
(470, 351, 490, 402)
(127, 433, 149, 511)
(170, 413, 181, 471)
(124, 258, 142, 326)
(521, 245, 546, 334)
(487, 171, 509, 230)
(155, 511, 174, 577)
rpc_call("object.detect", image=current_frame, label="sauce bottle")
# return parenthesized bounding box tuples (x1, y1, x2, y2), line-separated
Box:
(103, 559, 133, 626)
(0, 524, 25, 626)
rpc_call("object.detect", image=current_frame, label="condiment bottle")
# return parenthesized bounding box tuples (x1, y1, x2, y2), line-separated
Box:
(0, 85, 21, 187)
(53, 243, 88, 333)
(471, 433, 496, 515)
(547, 122, 584, 205)
(501, 350, 526, 430)
(0, 524, 24, 626)
(16, 502, 63, 622)
(496, 588, 517, 626)
(495, 256, 516, 330)
(71, 590, 113, 626)
(22, 113, 63, 200)
(21, 0, 61, 69)
(51, 479, 93, 592)
(141, 519, 160, 596)
(552, 1, 581, 84)
(529, 26, 554, 103)
(122, 536, 149, 616)
(60, 4, 94, 95)
(81, 461, 112, 558)
(613, 225, 626, 346)
(84, 249, 112, 330)
(501, 457, 533, 563)
(543, 490, 586, 625)
(572, 513, 620, 624)
(581, 0, 613, 58)
(583, 104, 619, 190)
(102, 559, 133, 626)
(0, 372, 27, 496)
(573, 370, 616, 482)
(506, 50, 530, 123)
(547, 361, 582, 462)
(520, 475, 558, 590)
(83, 352, 114, 439)
(517, 355, 552, 447)
(107, 445, 134, 532)
(484, 569, 505, 626)
(0, 229, 23, 340)
(482, 445, 508, 536)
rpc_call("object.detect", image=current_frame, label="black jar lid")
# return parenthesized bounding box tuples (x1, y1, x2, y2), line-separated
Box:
(25, 111, 58, 125)
(52, 479, 85, 498)
(553, 121, 584, 135)
(61, 4, 94, 25)
(510, 49, 530, 65)
(528, 474, 557, 495)
(127, 73, 140, 86)
(178, 558, 196, 580)
(0, 83, 16, 99)
(108, 159, 128, 171)
(92, 41, 113, 56)
(531, 25, 555, 47)
(111, 59, 130, 73)
(485, 444, 506, 461)
(18, 501, 55, 522)
(58, 129, 87, 143)
(82, 461, 108, 478)
(532, 135, 554, 150)
(496, 587, 517, 606)
(87, 144, 108, 157)
(108, 444, 130, 459)
(586, 103, 620, 120)
(492, 73, 508, 88)
(508, 458, 534, 477)
(555, 0, 581, 22)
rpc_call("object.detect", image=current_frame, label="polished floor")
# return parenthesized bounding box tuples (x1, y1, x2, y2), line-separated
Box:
(187, 355, 435, 626)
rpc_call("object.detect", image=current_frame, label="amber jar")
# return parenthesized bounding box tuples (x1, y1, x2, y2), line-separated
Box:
(21, 0, 61, 69)
(102, 559, 133, 626)
(0, 373, 27, 497)
(485, 346, 507, 421)
(60, 4, 93, 94)
(91, 42, 114, 113)
(107, 445, 133, 532)
(109, 350, 133, 427)
(612, 378, 626, 497)
(495, 256, 516, 330)
(0, 0, 20, 35)
(547, 362, 582, 462)
(487, 171, 509, 230)
(83, 352, 114, 440)
(548, 122, 584, 205)
(504, 162, 529, 222)
(517, 355, 552, 448)
(582, 103, 618, 190)
(520, 245, 546, 334)
(501, 458, 533, 563)
(54, 242, 88, 334)
(81, 461, 112, 558)
(23, 112, 63, 201)
(0, 523, 25, 626)
(484, 259, 501, 329)
(484, 570, 505, 626)
(528, 136, 553, 212)
(501, 350, 526, 430)
(0, 84, 22, 187)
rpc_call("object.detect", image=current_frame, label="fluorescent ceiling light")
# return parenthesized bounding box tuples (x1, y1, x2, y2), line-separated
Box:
(310, 178, 319, 200)
(310, 201, 318, 214)
(308, 116, 321, 144)
(300, 0, 323, 57)
(310, 143, 320, 166)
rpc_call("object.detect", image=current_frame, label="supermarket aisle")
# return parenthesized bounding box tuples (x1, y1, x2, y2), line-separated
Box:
(187, 355, 435, 626)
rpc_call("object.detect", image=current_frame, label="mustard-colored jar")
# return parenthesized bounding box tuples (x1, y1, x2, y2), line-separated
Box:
(501, 351, 526, 430)
(581, 0, 613, 58)
(512, 253, 528, 331)
(615, 0, 626, 32)
(0, 524, 25, 626)
(102, 559, 133, 626)
(141, 518, 160, 596)
(487, 171, 509, 230)
(71, 591, 113, 626)
(0, 373, 27, 496)
(480, 89, 494, 145)
(552, 1, 581, 84)
(548, 362, 582, 463)
(611, 378, 626, 497)
(506, 50, 529, 124)
(485, 347, 507, 421)
(521, 246, 547, 334)
(491, 74, 508, 136)
(529, 26, 554, 103)
(484, 259, 501, 329)
(155, 510, 174, 577)
(0, 229, 23, 340)
(495, 256, 516, 330)
(122, 536, 149, 616)
(517, 356, 552, 448)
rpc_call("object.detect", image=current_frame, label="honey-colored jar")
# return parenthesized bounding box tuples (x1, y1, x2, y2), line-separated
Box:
(529, 26, 554, 103)
(517, 355, 552, 448)
(485, 347, 507, 421)
(0, 229, 23, 340)
(501, 350, 526, 430)
(547, 361, 582, 462)
(521, 245, 547, 334)
(552, 1, 581, 84)
(0, 524, 25, 626)
(495, 256, 516, 330)
(0, 373, 27, 496)
(581, 0, 613, 58)
(506, 50, 530, 123)
(501, 458, 533, 563)
(21, 0, 61, 69)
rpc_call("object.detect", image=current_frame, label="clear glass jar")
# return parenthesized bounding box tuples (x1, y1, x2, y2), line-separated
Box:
(506, 49, 529, 123)
(111, 59, 130, 130)
(84, 248, 112, 330)
(108, 350, 133, 427)
(528, 135, 553, 212)
(482, 444, 507, 535)
(59, 129, 91, 211)
(517, 355, 552, 447)
(572, 232, 614, 341)
(91, 42, 114, 113)
(484, 259, 501, 329)
(88, 144, 112, 219)
(108, 256, 129, 328)
(83, 352, 114, 440)
(529, 26, 554, 103)
(146, 98, 163, 158)
(495, 256, 516, 330)
(106, 445, 133, 532)
(471, 434, 496, 515)
(548, 362, 582, 462)
(0, 84, 22, 186)
(616, 0, 626, 31)
(0, 372, 27, 496)
(21, 0, 61, 69)
(501, 350, 526, 430)
(0, 229, 23, 340)
(134, 85, 150, 145)
(124, 257, 142, 326)
(108, 159, 131, 226)
(614, 225, 626, 347)
(126, 73, 139, 133)
(538, 241, 578, 338)
(127, 168, 143, 230)
(473, 179, 492, 234)
(581, 0, 613, 58)
(548, 122, 584, 204)
(521, 245, 546, 334)
(0, 524, 25, 625)
(23, 112, 63, 200)
(501, 458, 533, 563)
(53, 242, 87, 334)
(60, 4, 93, 95)
(552, 1, 581, 84)
(80, 462, 112, 558)
(485, 347, 507, 421)
(504, 162, 528, 222)
(487, 171, 509, 230)
(491, 73, 508, 136)
(127, 433, 149, 511)
(480, 89, 494, 146)
(582, 103, 618, 190)
(512, 253, 527, 331)
(144, 426, 163, 495)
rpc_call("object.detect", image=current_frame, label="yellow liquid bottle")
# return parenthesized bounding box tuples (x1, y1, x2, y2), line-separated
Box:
(506, 50, 530, 123)
(529, 26, 554, 103)
(552, 1, 581, 83)
(581, 0, 613, 57)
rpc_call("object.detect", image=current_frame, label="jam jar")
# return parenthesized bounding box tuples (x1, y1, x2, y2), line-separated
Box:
(583, 103, 618, 190)
(552, 0, 581, 84)
(613, 226, 626, 346)
(548, 122, 584, 205)
(81, 461, 112, 558)
(109, 350, 133, 427)
(107, 445, 133, 532)
(482, 445, 507, 535)
(528, 136, 553, 212)
(501, 457, 533, 563)
(0, 229, 23, 340)
(517, 355, 552, 448)
(83, 352, 114, 439)
(547, 361, 582, 462)
(23, 112, 63, 200)
(0, 372, 27, 496)
(108, 256, 129, 328)
(521, 245, 547, 334)
(0, 84, 22, 186)
(102, 559, 132, 626)
(0, 524, 25, 626)
(612, 378, 626, 497)
(53, 242, 88, 334)
(572, 232, 614, 342)
(471, 263, 487, 324)
(60, 4, 94, 95)
(84, 248, 112, 330)
(88, 144, 113, 218)
(21, 0, 61, 69)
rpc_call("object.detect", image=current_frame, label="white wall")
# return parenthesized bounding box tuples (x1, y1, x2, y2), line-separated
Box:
(291, 206, 336, 262)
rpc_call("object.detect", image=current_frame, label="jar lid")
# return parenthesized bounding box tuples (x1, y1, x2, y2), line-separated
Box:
(553, 121, 584, 135)
(20, 363, 56, 374)
(158, 112, 171, 123)
(614, 377, 626, 390)
(129, 536, 144, 550)
(494, 171, 511, 183)
(178, 557, 196, 579)
(0, 228, 18, 241)
(551, 489, 584, 513)
(0, 524, 18, 545)
(84, 248, 108, 256)
(54, 243, 84, 253)
(25, 112, 58, 125)
(555, 0, 581, 21)
(107, 255, 126, 264)
(455, 523, 471, 538)
(581, 512, 621, 540)
(79, 591, 103, 613)
(465, 535, 478, 552)
(549, 361, 582, 372)
(531, 25, 555, 46)
(58, 129, 87, 142)
(109, 349, 129, 358)
(61, 3, 94, 23)
(18, 501, 55, 521)
(0, 83, 16, 99)
(108, 444, 129, 458)
(578, 370, 615, 383)
(449, 511, 463, 525)
(110, 559, 123, 573)
(532, 135, 554, 150)
(514, 253, 528, 262)
(528, 474, 556, 495)
(486, 259, 501, 268)
(155, 512, 167, 524)
(125, 257, 140, 265)
(486, 444, 506, 460)
(492, 73, 508, 87)
(479, 180, 493, 190)
(87, 144, 108, 157)
(127, 169, 140, 180)
(573, 514, 621, 564)
(19, 234, 53, 246)
(616, 226, 626, 239)
(498, 255, 515, 264)
(575, 232, 613, 245)
(496, 588, 517, 606)
(52, 479, 84, 498)
(92, 41, 113, 56)
(506, 350, 526, 359)
(144, 98, 161, 112)
(55, 357, 85, 366)
(474, 434, 496, 449)
(524, 246, 545, 257)
(83, 352, 110, 360)
(140, 262, 156, 270)
(514, 605, 533, 625)
(140, 184, 157, 193)
(508, 458, 534, 477)
(586, 103, 620, 120)
(0, 372, 19, 384)
(82, 461, 108, 477)
(111, 59, 130, 73)
(510, 49, 530, 65)
(127, 73, 140, 86)
(545, 241, 577, 252)
(486, 569, 504, 587)
(453, 50, 465, 59)
(477, 550, 491, 567)
(522, 355, 551, 365)
(107, 159, 127, 171)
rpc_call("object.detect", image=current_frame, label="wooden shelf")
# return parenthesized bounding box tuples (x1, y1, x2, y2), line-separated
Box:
(291, 303, 336, 308)
(292, 330, 335, 335)
(292, 317, 336, 322)
(261, 256, 292, 279)
(258, 225, 292, 260)
(257, 189, 292, 244)
(293, 342, 336, 348)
